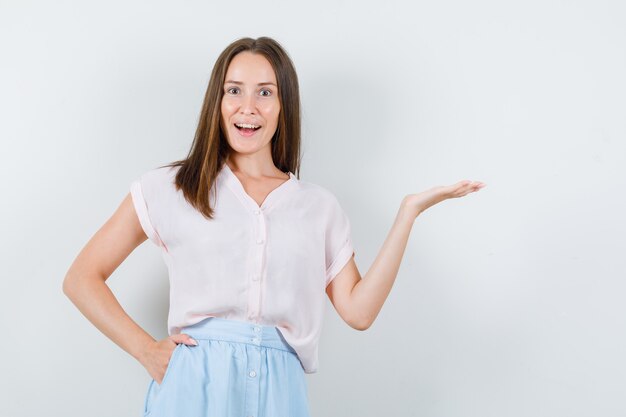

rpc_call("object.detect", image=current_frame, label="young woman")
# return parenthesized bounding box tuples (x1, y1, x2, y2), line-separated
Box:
(63, 36, 485, 417)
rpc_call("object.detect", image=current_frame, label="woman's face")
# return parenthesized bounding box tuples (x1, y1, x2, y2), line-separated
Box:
(221, 51, 280, 157)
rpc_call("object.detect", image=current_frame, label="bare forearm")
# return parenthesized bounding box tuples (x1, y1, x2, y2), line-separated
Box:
(63, 275, 155, 364)
(349, 200, 417, 328)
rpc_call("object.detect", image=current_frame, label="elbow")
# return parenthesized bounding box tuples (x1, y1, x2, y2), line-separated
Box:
(62, 271, 85, 298)
(62, 274, 76, 297)
(350, 316, 373, 331)
(345, 305, 376, 331)
(353, 323, 370, 331)
(63, 271, 107, 300)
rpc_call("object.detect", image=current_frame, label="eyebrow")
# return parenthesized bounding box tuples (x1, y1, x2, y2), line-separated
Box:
(224, 80, 277, 87)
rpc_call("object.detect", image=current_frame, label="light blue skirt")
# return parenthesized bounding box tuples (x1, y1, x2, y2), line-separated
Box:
(143, 317, 311, 417)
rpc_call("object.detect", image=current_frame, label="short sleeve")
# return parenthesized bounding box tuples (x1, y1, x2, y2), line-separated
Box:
(325, 196, 355, 287)
(130, 177, 164, 248)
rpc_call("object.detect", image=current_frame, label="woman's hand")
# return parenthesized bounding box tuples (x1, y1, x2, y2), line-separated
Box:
(402, 180, 486, 219)
(139, 334, 198, 384)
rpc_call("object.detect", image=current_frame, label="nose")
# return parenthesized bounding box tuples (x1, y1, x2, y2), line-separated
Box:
(239, 92, 257, 115)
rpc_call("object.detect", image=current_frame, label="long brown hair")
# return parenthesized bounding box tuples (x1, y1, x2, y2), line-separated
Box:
(161, 36, 302, 220)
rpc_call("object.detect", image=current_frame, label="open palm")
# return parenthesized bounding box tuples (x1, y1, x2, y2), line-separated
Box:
(403, 180, 486, 217)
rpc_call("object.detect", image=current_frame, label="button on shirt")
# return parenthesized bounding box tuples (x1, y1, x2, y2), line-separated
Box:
(129, 163, 355, 374)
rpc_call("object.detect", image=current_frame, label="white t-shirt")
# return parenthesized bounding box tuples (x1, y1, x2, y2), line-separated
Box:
(129, 162, 355, 374)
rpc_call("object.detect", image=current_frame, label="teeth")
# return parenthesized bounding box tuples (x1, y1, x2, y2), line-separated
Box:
(235, 123, 260, 129)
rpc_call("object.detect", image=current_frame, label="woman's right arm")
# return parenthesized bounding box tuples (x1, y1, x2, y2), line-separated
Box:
(62, 192, 196, 383)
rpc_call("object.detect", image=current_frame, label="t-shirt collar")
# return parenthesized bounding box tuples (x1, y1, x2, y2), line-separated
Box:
(219, 162, 298, 212)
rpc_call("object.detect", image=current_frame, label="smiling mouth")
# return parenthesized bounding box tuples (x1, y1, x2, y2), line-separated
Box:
(234, 123, 261, 137)
(234, 123, 261, 132)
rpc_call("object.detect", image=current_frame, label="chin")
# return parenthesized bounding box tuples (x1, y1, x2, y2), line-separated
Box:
(226, 135, 272, 154)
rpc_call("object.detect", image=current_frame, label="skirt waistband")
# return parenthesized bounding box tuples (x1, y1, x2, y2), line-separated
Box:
(180, 317, 296, 354)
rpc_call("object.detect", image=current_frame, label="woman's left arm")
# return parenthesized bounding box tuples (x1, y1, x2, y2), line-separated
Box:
(325, 179, 486, 331)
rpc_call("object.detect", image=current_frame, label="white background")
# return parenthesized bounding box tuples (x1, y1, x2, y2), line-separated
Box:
(1, 1, 625, 416)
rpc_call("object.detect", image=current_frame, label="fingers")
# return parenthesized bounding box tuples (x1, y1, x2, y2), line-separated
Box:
(444, 180, 486, 198)
(169, 333, 199, 346)
(448, 180, 486, 198)
(459, 180, 485, 188)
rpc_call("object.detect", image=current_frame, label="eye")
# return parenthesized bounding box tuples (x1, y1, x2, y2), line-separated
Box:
(226, 86, 240, 94)
(259, 88, 272, 97)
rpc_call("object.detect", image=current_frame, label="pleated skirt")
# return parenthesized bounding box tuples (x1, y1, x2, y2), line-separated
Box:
(142, 317, 311, 417)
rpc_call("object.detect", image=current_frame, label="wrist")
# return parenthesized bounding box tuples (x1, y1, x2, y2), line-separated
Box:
(399, 198, 420, 222)
(135, 336, 157, 366)
(400, 196, 421, 219)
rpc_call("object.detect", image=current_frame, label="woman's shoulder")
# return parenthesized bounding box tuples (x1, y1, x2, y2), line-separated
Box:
(131, 165, 181, 205)
(293, 177, 344, 208)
